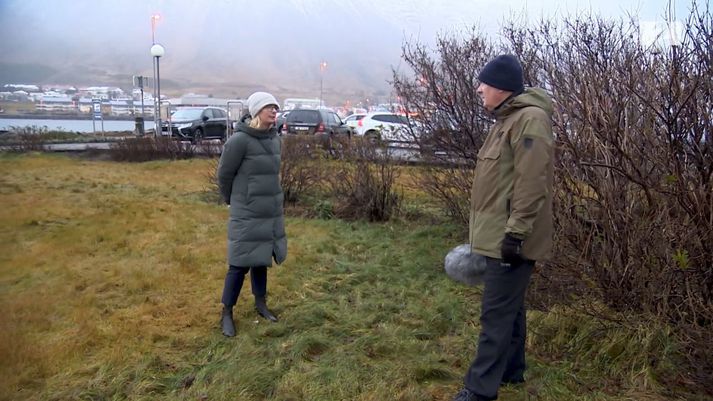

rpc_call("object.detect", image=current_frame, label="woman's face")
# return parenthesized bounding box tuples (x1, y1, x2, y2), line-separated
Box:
(258, 104, 279, 127)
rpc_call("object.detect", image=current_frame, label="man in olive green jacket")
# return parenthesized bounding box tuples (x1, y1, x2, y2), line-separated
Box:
(453, 55, 554, 401)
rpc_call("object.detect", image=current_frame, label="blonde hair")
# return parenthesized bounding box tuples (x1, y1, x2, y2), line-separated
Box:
(249, 113, 276, 129)
(248, 115, 263, 128)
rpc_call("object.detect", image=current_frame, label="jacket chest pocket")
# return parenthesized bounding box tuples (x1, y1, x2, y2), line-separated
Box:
(477, 131, 504, 161)
(474, 131, 505, 191)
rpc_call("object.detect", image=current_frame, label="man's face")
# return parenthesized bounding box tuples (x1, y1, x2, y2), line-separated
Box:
(477, 82, 510, 112)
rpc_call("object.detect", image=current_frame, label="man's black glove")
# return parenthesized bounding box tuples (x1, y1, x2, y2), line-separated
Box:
(501, 234, 524, 266)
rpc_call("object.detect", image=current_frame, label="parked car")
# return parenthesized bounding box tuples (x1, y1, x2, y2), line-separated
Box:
(354, 112, 412, 142)
(162, 106, 228, 142)
(283, 109, 353, 137)
(343, 113, 366, 129)
(275, 111, 290, 133)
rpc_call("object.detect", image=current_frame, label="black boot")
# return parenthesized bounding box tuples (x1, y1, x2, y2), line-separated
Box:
(221, 306, 236, 337)
(255, 296, 278, 322)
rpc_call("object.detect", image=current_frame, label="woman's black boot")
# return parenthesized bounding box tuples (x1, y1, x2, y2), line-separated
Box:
(221, 305, 236, 337)
(255, 296, 278, 322)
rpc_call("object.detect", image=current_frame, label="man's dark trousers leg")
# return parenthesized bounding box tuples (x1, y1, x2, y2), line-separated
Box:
(502, 302, 527, 383)
(464, 257, 534, 400)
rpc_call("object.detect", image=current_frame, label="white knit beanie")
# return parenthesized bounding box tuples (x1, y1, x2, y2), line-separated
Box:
(247, 91, 279, 118)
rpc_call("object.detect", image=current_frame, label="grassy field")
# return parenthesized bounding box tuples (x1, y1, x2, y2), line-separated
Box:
(0, 153, 698, 401)
(0, 101, 37, 114)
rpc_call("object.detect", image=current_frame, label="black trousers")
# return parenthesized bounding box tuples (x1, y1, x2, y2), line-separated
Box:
(464, 257, 535, 400)
(221, 265, 268, 307)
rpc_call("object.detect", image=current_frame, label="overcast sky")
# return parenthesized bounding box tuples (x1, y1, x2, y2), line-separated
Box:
(0, 0, 689, 45)
(0, 0, 695, 100)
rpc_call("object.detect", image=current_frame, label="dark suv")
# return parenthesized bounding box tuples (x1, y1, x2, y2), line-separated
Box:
(162, 107, 228, 142)
(283, 109, 353, 138)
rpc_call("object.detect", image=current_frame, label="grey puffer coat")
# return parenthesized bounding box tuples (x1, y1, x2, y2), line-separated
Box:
(217, 123, 287, 267)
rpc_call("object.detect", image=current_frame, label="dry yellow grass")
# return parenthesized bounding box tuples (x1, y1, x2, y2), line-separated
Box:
(0, 155, 229, 398)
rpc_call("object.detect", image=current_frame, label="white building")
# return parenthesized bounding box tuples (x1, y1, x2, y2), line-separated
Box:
(108, 100, 135, 116)
(36, 95, 75, 112)
(10, 90, 30, 102)
(81, 86, 125, 100)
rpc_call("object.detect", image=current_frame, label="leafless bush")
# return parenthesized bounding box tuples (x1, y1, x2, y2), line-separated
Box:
(417, 165, 473, 225)
(327, 137, 402, 221)
(14, 133, 45, 152)
(506, 7, 712, 317)
(2, 126, 50, 152)
(201, 141, 223, 203)
(109, 137, 195, 162)
(392, 29, 495, 224)
(203, 157, 223, 204)
(280, 135, 327, 204)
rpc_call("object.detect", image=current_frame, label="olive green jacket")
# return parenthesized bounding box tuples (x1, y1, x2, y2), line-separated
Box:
(469, 88, 554, 261)
(217, 123, 287, 267)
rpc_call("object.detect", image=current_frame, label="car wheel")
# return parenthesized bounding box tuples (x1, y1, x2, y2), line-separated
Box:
(192, 128, 204, 143)
(330, 132, 346, 157)
(365, 130, 380, 143)
(318, 132, 333, 151)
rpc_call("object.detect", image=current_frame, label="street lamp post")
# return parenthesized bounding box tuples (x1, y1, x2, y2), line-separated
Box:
(319, 61, 327, 108)
(151, 44, 165, 137)
(150, 14, 161, 136)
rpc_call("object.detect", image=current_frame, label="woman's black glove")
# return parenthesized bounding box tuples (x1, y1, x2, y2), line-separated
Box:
(501, 234, 524, 266)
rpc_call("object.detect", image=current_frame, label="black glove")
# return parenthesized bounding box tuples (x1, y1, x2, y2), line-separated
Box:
(501, 234, 524, 266)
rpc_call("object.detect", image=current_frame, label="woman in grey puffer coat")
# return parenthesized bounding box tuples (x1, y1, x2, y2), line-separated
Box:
(216, 91, 287, 337)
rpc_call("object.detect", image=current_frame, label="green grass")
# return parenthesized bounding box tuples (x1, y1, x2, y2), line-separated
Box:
(0, 153, 702, 401)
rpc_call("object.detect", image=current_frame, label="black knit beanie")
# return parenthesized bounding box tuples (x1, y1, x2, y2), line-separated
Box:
(478, 54, 524, 92)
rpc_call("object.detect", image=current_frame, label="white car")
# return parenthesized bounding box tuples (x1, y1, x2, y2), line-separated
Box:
(343, 113, 366, 129)
(354, 112, 413, 142)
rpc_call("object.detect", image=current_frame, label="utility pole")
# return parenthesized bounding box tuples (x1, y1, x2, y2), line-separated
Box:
(319, 61, 327, 108)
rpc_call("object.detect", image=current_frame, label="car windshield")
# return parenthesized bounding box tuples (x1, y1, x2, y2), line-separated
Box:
(172, 109, 203, 120)
(288, 110, 320, 124)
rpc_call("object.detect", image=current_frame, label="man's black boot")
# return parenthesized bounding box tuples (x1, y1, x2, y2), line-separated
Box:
(221, 306, 236, 337)
(255, 296, 278, 322)
(452, 388, 485, 401)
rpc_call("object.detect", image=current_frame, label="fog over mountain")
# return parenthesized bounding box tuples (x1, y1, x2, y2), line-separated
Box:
(0, 0, 688, 103)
